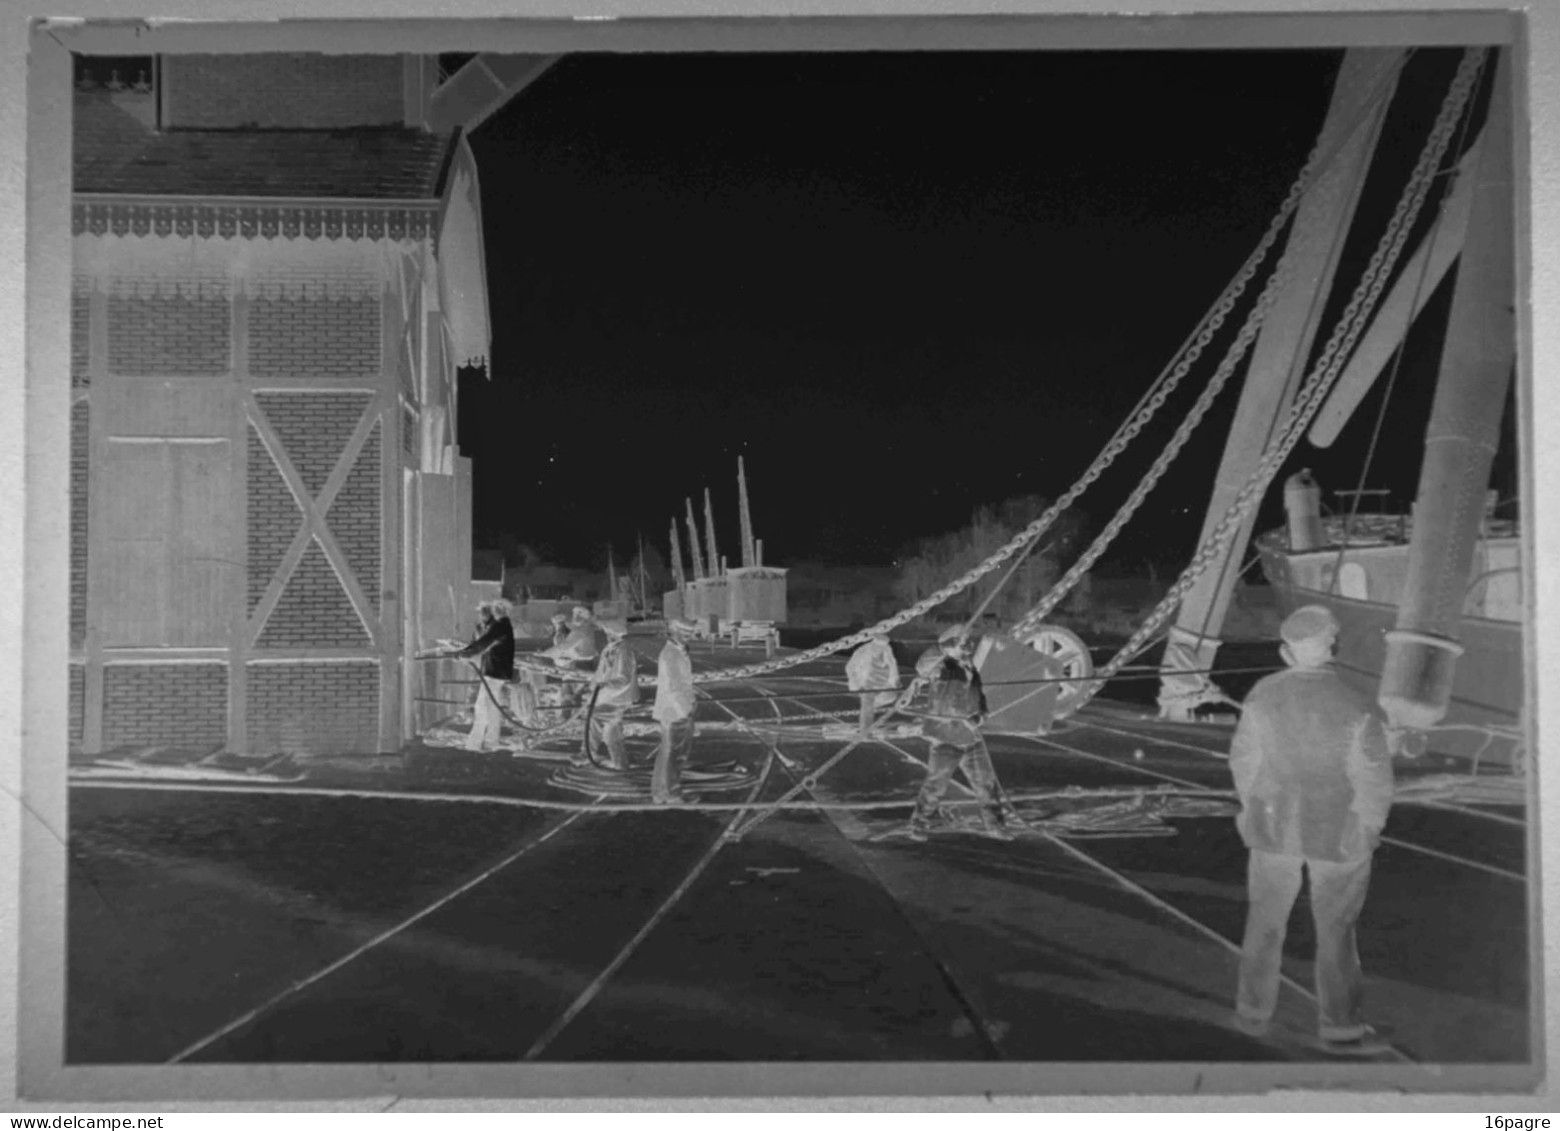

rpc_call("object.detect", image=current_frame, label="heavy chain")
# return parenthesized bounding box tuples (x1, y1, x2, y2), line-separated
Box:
(1006, 216, 1303, 639)
(681, 112, 1338, 686)
(1083, 48, 1487, 690)
(1005, 55, 1422, 640)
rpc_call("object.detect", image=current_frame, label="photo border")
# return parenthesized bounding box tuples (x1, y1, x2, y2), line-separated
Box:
(6, 0, 1555, 1109)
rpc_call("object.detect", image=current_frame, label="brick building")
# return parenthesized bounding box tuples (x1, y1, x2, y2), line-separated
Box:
(68, 53, 550, 756)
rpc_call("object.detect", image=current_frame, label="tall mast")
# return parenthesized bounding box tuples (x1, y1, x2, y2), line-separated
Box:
(1381, 49, 1514, 737)
(669, 518, 686, 591)
(636, 531, 649, 608)
(607, 546, 618, 604)
(704, 487, 721, 578)
(738, 457, 755, 568)
(684, 498, 705, 580)
(1156, 49, 1405, 720)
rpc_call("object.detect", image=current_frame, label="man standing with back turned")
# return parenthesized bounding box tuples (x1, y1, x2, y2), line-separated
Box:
(1230, 604, 1395, 1055)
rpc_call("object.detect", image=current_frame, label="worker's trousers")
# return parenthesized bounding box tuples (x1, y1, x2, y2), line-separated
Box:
(914, 738, 1001, 818)
(1236, 849, 1374, 1039)
(467, 676, 508, 751)
(652, 716, 696, 802)
(858, 694, 879, 736)
(587, 706, 630, 770)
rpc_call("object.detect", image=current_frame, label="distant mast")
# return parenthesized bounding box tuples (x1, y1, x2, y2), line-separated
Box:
(635, 531, 651, 612)
(703, 488, 721, 579)
(684, 498, 705, 580)
(669, 518, 686, 590)
(738, 457, 756, 568)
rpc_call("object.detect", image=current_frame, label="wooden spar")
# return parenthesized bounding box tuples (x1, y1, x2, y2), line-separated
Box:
(1380, 49, 1514, 734)
(1156, 49, 1404, 721)
(703, 487, 721, 579)
(738, 456, 755, 567)
(685, 498, 705, 580)
(668, 518, 686, 590)
(607, 546, 618, 604)
(635, 531, 650, 610)
(1309, 132, 1483, 448)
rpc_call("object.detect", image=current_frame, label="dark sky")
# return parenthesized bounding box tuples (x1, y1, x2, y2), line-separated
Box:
(458, 46, 1505, 572)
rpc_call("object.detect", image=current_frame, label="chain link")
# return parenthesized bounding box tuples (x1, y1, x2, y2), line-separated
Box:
(681, 112, 1335, 686)
(1082, 48, 1487, 691)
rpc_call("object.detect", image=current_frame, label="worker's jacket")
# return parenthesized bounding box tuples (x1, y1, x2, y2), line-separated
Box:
(555, 622, 601, 667)
(590, 638, 640, 711)
(915, 647, 987, 749)
(1229, 665, 1394, 862)
(456, 616, 515, 680)
(653, 639, 697, 724)
(846, 639, 901, 707)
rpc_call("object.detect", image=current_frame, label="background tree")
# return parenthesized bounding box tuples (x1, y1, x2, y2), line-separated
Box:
(893, 495, 1088, 626)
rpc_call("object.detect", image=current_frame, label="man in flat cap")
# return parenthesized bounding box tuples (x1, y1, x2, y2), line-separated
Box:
(904, 625, 1020, 841)
(846, 628, 900, 738)
(1229, 603, 1395, 1055)
(580, 616, 638, 770)
(452, 599, 515, 752)
(651, 618, 700, 804)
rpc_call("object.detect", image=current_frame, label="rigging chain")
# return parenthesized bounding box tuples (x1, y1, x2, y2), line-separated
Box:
(661, 89, 1348, 687)
(1071, 48, 1489, 690)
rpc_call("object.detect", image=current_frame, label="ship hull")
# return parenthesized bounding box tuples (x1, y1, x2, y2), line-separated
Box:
(1257, 537, 1523, 767)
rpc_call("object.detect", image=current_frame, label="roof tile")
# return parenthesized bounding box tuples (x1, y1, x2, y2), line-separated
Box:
(74, 91, 452, 200)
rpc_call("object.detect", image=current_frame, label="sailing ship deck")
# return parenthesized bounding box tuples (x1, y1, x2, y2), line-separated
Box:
(65, 638, 1533, 1082)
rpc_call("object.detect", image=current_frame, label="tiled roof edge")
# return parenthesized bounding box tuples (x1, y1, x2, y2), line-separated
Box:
(73, 198, 440, 243)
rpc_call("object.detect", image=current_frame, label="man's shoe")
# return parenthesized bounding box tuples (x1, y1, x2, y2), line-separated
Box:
(979, 812, 1016, 841)
(1318, 1026, 1392, 1057)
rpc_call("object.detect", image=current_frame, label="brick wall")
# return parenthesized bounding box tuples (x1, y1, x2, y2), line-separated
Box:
(327, 422, 381, 615)
(107, 292, 231, 377)
(70, 401, 89, 646)
(253, 391, 373, 496)
(256, 541, 369, 648)
(71, 287, 90, 388)
(69, 664, 84, 748)
(250, 295, 381, 382)
(247, 425, 302, 613)
(164, 54, 405, 130)
(101, 663, 228, 750)
(247, 661, 379, 755)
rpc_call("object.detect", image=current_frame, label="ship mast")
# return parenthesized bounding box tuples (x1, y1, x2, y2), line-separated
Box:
(1380, 50, 1514, 739)
(738, 457, 756, 568)
(669, 517, 686, 591)
(685, 498, 705, 580)
(1155, 49, 1405, 720)
(703, 488, 721, 578)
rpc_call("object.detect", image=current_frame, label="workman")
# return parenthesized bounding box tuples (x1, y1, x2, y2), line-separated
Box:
(452, 599, 516, 752)
(580, 617, 639, 771)
(550, 612, 570, 650)
(846, 629, 900, 737)
(905, 626, 1020, 841)
(1229, 604, 1395, 1056)
(553, 605, 602, 669)
(651, 618, 699, 804)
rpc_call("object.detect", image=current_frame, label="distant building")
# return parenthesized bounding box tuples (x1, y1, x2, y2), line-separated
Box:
(67, 53, 533, 756)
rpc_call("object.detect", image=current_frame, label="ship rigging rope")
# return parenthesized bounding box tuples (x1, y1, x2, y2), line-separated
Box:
(631, 58, 1408, 689)
(1062, 48, 1489, 692)
(1008, 50, 1486, 647)
(430, 53, 1444, 725)
(1327, 55, 1488, 596)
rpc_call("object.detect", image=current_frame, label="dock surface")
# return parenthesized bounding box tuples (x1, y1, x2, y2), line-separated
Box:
(66, 639, 1532, 1075)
